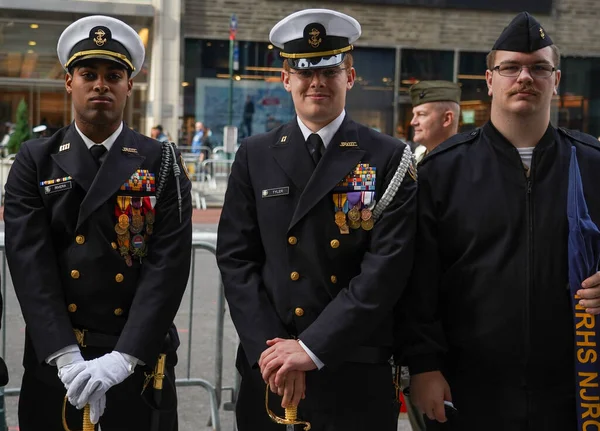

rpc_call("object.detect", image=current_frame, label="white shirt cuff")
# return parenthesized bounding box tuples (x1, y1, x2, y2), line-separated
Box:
(46, 344, 80, 366)
(117, 352, 142, 372)
(298, 340, 325, 370)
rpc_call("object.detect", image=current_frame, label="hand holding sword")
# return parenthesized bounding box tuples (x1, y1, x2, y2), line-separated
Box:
(259, 338, 317, 430)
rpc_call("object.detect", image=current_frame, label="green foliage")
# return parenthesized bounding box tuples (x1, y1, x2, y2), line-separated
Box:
(7, 99, 31, 154)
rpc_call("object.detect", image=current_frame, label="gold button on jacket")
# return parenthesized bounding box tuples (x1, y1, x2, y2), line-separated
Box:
(75, 235, 85, 245)
(115, 273, 124, 283)
(330, 239, 340, 249)
(288, 236, 298, 245)
(330, 275, 338, 284)
(114, 308, 124, 316)
(111, 242, 118, 250)
(70, 270, 80, 279)
(290, 271, 300, 281)
(68, 303, 77, 313)
(294, 307, 304, 317)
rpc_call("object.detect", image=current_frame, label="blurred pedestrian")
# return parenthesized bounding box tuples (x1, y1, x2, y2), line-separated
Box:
(242, 95, 255, 137)
(191, 121, 204, 154)
(151, 124, 169, 142)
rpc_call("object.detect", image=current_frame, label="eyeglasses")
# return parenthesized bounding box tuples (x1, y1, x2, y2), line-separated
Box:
(288, 68, 347, 80)
(492, 63, 556, 78)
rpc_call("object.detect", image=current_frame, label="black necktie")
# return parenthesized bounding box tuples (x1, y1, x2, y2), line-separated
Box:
(307, 133, 324, 166)
(90, 144, 107, 167)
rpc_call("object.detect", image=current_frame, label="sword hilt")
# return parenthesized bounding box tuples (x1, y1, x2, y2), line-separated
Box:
(265, 385, 311, 430)
(62, 397, 95, 431)
(82, 405, 94, 431)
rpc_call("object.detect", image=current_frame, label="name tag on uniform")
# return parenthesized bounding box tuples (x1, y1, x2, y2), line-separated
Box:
(40, 176, 72, 195)
(44, 181, 72, 194)
(262, 187, 289, 198)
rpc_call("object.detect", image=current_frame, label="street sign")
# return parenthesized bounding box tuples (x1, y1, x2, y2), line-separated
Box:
(233, 41, 239, 71)
(229, 14, 237, 40)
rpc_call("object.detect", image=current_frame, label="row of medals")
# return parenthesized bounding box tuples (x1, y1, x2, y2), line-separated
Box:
(114, 208, 155, 266)
(335, 205, 374, 234)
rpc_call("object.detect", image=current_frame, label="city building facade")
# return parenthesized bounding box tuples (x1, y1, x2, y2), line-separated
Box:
(182, 0, 600, 145)
(0, 0, 181, 146)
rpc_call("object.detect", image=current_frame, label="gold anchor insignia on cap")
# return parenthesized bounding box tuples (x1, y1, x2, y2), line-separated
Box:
(308, 28, 322, 48)
(94, 29, 107, 46)
(539, 27, 545, 39)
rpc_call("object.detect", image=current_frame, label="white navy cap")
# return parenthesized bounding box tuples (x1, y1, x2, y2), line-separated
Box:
(269, 9, 361, 70)
(57, 15, 145, 78)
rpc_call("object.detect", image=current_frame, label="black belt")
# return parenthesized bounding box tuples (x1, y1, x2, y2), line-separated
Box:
(73, 329, 119, 349)
(346, 346, 392, 364)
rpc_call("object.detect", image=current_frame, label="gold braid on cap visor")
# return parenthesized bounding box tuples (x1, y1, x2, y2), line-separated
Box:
(280, 45, 353, 59)
(65, 50, 135, 71)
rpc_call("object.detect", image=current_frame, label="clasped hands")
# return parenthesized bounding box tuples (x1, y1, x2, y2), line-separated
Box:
(258, 338, 317, 408)
(57, 351, 134, 424)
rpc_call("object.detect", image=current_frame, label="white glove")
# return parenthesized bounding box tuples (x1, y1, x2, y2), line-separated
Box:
(56, 350, 86, 390)
(67, 351, 134, 409)
(89, 393, 106, 424)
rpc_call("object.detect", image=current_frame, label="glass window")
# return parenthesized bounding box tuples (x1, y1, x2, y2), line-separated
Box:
(0, 21, 64, 79)
(401, 49, 454, 84)
(558, 57, 600, 138)
(184, 38, 290, 148)
(347, 47, 396, 135)
(458, 51, 490, 131)
(0, 18, 151, 134)
(0, 20, 150, 83)
(397, 49, 454, 142)
(184, 39, 398, 144)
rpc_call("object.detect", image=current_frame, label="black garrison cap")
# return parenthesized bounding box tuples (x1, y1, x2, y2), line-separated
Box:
(492, 12, 553, 52)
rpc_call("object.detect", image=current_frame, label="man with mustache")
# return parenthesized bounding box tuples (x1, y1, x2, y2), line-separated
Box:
(217, 8, 417, 430)
(401, 11, 600, 430)
(4, 15, 192, 430)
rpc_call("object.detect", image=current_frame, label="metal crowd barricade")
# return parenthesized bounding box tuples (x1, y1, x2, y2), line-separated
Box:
(191, 159, 234, 210)
(0, 231, 239, 431)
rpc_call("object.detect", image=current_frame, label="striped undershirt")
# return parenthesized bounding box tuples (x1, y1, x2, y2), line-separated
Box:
(517, 147, 535, 169)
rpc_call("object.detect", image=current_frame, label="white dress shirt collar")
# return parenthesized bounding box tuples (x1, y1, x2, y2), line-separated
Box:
(296, 110, 346, 148)
(74, 121, 124, 152)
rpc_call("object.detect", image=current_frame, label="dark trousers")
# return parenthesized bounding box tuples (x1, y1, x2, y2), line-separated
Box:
(235, 347, 399, 431)
(424, 381, 577, 431)
(18, 354, 178, 431)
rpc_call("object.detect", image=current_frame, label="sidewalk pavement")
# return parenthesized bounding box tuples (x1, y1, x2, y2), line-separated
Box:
(192, 208, 222, 224)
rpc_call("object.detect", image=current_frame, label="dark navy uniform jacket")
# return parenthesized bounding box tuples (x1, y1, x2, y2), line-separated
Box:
(216, 116, 417, 369)
(4, 124, 192, 369)
(402, 121, 600, 429)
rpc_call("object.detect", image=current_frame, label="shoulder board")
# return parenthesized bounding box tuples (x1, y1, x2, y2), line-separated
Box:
(557, 127, 600, 151)
(421, 128, 481, 164)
